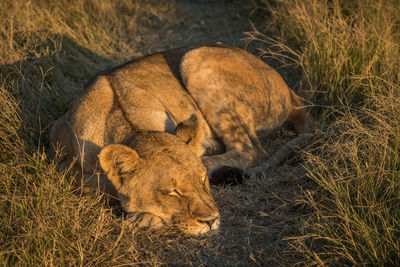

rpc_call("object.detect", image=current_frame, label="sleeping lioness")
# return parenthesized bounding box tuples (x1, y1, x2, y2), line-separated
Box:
(49, 43, 314, 235)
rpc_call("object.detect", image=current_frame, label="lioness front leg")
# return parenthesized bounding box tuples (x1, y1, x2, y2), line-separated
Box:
(202, 136, 267, 185)
(202, 151, 247, 185)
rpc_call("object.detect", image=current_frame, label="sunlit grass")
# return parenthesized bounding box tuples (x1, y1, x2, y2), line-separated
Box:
(253, 0, 400, 265)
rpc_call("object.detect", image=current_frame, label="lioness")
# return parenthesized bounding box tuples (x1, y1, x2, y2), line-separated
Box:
(49, 43, 314, 235)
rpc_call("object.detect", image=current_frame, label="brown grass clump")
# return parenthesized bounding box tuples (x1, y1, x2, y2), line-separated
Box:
(248, 0, 400, 265)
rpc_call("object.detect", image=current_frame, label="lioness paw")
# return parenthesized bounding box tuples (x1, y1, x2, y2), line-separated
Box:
(209, 166, 244, 185)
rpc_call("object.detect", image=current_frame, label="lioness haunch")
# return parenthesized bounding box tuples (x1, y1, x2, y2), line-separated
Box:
(49, 43, 314, 235)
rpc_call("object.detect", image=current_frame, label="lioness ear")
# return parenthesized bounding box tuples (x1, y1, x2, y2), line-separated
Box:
(174, 114, 202, 146)
(98, 144, 141, 189)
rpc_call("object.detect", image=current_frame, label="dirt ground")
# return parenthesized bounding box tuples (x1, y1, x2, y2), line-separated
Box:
(115, 1, 315, 266)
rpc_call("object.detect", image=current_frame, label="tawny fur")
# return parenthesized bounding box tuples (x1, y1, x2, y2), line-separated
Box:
(49, 43, 314, 235)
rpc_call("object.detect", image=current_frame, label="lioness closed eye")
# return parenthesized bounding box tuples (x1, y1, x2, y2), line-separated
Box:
(49, 43, 314, 235)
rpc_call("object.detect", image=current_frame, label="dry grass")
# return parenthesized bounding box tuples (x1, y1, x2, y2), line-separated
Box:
(2, 0, 398, 266)
(248, 0, 400, 265)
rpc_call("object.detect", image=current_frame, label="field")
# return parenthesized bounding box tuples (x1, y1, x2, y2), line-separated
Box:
(1, 0, 399, 266)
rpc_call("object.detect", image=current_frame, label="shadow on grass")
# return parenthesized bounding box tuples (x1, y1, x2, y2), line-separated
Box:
(0, 34, 117, 150)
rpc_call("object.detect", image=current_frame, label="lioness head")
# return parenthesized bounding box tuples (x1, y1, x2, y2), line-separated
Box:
(98, 115, 220, 235)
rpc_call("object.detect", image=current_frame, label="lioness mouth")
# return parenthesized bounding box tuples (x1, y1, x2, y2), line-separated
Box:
(126, 212, 168, 229)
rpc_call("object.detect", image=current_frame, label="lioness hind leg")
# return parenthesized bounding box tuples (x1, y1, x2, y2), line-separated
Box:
(246, 91, 315, 175)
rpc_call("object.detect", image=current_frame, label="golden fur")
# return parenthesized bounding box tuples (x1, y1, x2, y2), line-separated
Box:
(49, 43, 313, 235)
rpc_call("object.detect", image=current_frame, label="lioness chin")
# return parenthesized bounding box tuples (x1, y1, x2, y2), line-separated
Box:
(49, 43, 314, 235)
